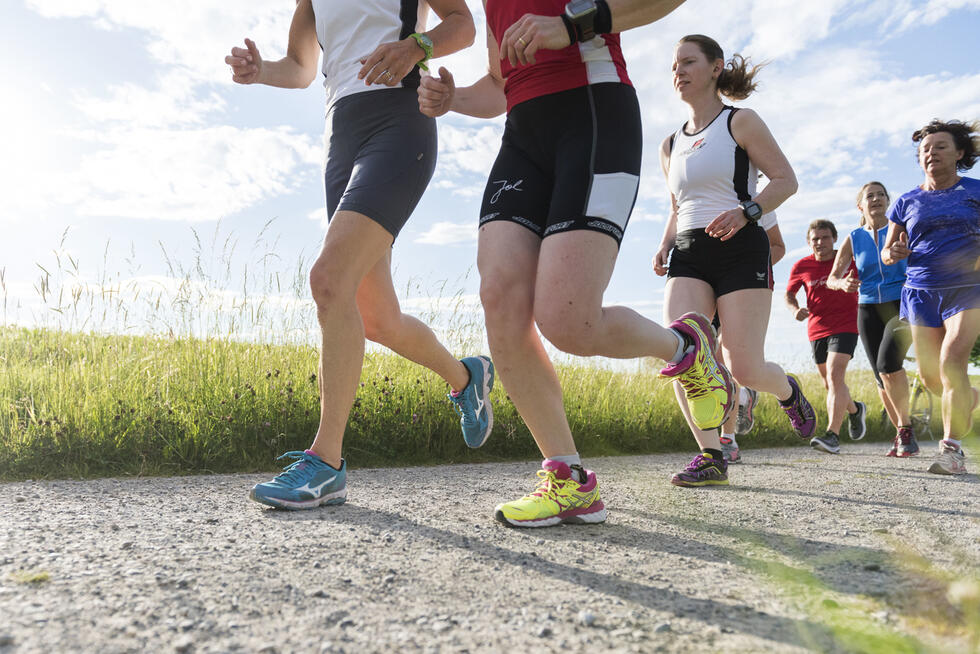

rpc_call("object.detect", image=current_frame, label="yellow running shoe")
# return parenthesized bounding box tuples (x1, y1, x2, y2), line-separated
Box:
(494, 460, 607, 528)
(660, 312, 735, 430)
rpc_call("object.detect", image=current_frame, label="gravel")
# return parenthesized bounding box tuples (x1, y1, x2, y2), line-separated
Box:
(1, 443, 977, 653)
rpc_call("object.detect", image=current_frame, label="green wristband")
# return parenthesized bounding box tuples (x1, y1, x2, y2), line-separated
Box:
(409, 33, 433, 71)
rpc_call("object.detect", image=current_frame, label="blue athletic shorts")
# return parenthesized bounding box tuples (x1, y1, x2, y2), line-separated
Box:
(900, 285, 980, 328)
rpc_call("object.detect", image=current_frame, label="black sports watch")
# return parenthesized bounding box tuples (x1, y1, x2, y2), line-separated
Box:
(564, 0, 598, 42)
(739, 200, 763, 223)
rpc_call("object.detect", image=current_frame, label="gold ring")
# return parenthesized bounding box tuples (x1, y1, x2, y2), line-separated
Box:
(518, 37, 527, 47)
(383, 69, 392, 81)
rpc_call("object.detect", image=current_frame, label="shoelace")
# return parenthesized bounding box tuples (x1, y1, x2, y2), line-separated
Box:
(526, 470, 572, 501)
(271, 451, 320, 485)
(447, 391, 476, 425)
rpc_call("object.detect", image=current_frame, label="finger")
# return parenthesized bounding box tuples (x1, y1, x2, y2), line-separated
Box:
(437, 66, 454, 88)
(358, 49, 385, 80)
(245, 38, 260, 61)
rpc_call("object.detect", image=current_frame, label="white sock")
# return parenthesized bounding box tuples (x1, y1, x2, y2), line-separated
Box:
(720, 433, 737, 445)
(550, 454, 585, 482)
(739, 387, 750, 405)
(668, 329, 688, 364)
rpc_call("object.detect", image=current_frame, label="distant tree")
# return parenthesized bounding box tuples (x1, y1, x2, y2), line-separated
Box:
(973, 337, 980, 367)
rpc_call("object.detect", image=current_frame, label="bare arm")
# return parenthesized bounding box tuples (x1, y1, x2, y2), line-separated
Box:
(418, 15, 506, 119)
(881, 222, 910, 265)
(827, 236, 860, 292)
(784, 269, 809, 321)
(765, 223, 785, 264)
(653, 135, 678, 276)
(225, 0, 320, 89)
(706, 109, 797, 240)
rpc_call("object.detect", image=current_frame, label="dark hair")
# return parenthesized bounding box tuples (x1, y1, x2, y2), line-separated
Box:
(678, 34, 765, 101)
(912, 119, 980, 171)
(808, 219, 837, 240)
(855, 181, 888, 227)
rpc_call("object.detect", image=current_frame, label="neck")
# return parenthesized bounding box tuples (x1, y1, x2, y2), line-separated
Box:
(865, 214, 887, 230)
(685, 92, 725, 132)
(815, 251, 835, 262)
(923, 170, 960, 191)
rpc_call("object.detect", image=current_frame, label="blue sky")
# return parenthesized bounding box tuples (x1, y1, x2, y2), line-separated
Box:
(3, 0, 980, 371)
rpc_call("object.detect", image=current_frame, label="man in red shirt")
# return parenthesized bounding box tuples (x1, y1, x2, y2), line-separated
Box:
(786, 220, 867, 454)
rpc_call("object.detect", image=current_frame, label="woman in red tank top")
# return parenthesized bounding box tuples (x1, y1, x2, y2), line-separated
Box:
(420, 1, 742, 528)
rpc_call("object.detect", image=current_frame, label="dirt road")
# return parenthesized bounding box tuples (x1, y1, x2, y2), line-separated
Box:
(1, 443, 978, 653)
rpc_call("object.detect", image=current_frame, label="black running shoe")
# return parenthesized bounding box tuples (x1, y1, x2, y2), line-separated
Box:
(848, 401, 867, 441)
(810, 430, 841, 454)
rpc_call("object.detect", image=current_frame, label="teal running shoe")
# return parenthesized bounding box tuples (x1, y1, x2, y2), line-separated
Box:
(448, 356, 495, 448)
(249, 450, 347, 510)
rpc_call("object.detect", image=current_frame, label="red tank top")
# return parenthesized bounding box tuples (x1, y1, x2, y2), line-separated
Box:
(486, 0, 631, 112)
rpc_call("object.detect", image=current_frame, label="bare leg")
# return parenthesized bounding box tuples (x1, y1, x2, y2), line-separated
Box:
(308, 211, 395, 468)
(716, 289, 793, 401)
(939, 309, 980, 439)
(478, 223, 575, 458)
(356, 249, 469, 391)
(663, 277, 719, 450)
(825, 351, 854, 435)
(880, 369, 910, 427)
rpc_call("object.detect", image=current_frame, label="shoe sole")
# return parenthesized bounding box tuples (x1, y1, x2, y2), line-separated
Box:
(670, 477, 730, 487)
(809, 440, 840, 455)
(493, 506, 607, 528)
(927, 463, 966, 475)
(463, 356, 494, 449)
(248, 487, 348, 510)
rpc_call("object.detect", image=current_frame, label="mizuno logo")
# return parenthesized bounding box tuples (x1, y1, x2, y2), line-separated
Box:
(297, 475, 337, 497)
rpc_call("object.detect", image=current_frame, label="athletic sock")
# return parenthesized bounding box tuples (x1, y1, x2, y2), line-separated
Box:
(550, 454, 585, 482)
(702, 448, 724, 462)
(945, 438, 963, 450)
(720, 433, 737, 446)
(739, 386, 750, 405)
(778, 382, 798, 407)
(668, 329, 690, 364)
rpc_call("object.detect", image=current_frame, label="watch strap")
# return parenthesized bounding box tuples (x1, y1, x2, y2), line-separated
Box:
(409, 33, 432, 71)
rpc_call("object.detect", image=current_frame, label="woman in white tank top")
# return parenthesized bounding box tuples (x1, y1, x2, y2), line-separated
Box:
(654, 35, 817, 486)
(224, 2, 489, 511)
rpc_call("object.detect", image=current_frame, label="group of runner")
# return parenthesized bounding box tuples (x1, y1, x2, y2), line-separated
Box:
(224, 0, 979, 527)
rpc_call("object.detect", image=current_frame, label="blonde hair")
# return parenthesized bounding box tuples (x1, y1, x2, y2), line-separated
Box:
(855, 181, 888, 227)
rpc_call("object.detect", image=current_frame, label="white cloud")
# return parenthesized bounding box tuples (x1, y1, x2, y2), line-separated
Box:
(415, 221, 479, 245)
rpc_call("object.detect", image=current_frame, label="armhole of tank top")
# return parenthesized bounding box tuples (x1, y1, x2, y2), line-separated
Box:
(668, 133, 676, 154)
(725, 106, 740, 140)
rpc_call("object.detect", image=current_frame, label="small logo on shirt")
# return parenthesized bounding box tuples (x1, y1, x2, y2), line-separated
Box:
(756, 272, 768, 281)
(680, 138, 707, 156)
(490, 179, 523, 204)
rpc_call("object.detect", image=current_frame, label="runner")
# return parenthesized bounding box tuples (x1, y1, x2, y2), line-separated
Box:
(420, 1, 735, 526)
(710, 220, 785, 463)
(225, 1, 494, 510)
(882, 119, 980, 476)
(654, 34, 815, 484)
(827, 182, 915, 456)
(786, 220, 866, 454)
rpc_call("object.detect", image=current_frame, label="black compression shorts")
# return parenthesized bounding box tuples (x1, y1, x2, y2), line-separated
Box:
(667, 225, 773, 297)
(479, 83, 642, 246)
(857, 301, 912, 388)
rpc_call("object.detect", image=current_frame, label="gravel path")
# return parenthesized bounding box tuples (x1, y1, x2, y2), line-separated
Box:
(2, 443, 978, 653)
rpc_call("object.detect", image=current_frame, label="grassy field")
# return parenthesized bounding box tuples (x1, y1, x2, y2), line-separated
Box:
(1, 325, 909, 480)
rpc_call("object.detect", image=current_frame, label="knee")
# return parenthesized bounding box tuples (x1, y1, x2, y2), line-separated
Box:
(480, 276, 532, 334)
(728, 359, 762, 388)
(309, 263, 350, 311)
(534, 300, 597, 356)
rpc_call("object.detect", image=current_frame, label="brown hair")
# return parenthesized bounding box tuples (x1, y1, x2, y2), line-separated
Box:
(808, 219, 837, 240)
(678, 34, 765, 101)
(912, 119, 980, 171)
(855, 181, 889, 227)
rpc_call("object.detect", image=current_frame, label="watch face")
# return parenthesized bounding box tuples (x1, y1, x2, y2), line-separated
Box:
(566, 0, 597, 19)
(419, 34, 433, 49)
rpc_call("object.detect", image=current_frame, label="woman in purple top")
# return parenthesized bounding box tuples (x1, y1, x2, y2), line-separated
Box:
(882, 119, 980, 476)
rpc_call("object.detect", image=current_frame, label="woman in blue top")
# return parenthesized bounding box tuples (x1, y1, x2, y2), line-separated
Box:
(828, 182, 914, 456)
(882, 119, 980, 476)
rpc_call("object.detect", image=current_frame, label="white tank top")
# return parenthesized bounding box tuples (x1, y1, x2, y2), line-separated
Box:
(667, 106, 776, 232)
(312, 0, 428, 109)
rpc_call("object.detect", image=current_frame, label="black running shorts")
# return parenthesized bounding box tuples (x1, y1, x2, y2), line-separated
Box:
(810, 332, 859, 365)
(479, 83, 642, 246)
(324, 88, 437, 240)
(667, 225, 773, 297)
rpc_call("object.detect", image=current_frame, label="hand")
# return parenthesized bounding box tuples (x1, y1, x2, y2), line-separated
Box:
(794, 307, 810, 321)
(652, 245, 671, 277)
(888, 232, 911, 261)
(500, 14, 572, 67)
(841, 269, 860, 293)
(418, 67, 455, 118)
(225, 38, 263, 85)
(705, 208, 749, 241)
(358, 38, 425, 87)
